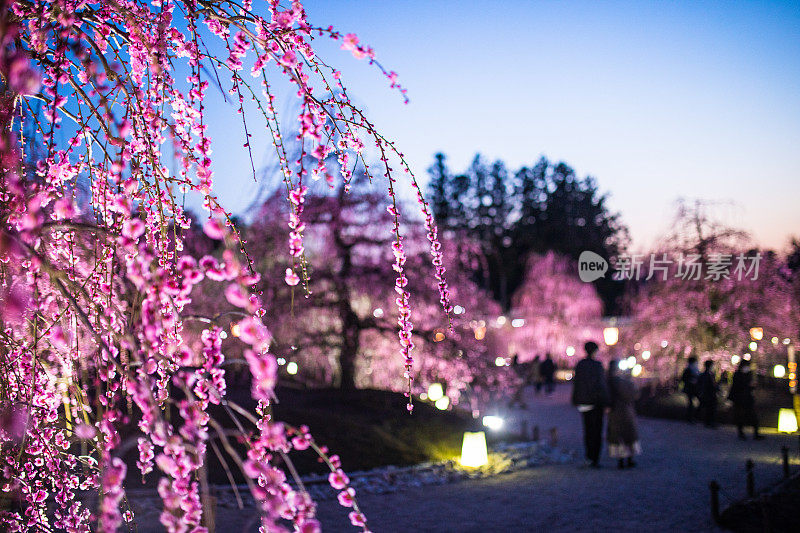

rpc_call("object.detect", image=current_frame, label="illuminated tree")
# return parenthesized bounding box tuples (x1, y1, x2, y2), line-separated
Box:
(627, 202, 800, 379)
(509, 252, 604, 366)
(243, 180, 512, 405)
(0, 1, 450, 531)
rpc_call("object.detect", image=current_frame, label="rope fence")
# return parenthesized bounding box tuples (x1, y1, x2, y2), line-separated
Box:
(710, 435, 800, 528)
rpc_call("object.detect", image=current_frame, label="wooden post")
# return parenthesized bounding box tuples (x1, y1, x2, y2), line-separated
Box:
(746, 459, 755, 498)
(709, 480, 721, 524)
(782, 446, 790, 478)
(532, 425, 540, 442)
(548, 427, 558, 447)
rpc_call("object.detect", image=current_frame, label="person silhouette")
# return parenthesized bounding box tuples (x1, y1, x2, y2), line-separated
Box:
(571, 341, 611, 468)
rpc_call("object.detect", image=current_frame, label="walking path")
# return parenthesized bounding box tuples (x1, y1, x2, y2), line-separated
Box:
(313, 384, 796, 532)
(127, 384, 797, 531)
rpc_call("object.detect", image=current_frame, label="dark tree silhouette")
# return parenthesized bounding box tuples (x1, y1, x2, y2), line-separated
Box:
(427, 153, 628, 312)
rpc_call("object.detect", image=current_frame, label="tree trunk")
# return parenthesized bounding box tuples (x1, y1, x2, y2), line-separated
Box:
(338, 304, 360, 391)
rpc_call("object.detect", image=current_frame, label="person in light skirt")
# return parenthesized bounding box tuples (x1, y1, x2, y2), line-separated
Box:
(606, 360, 641, 469)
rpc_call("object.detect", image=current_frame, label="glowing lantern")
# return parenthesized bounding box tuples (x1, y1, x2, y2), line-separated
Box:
(774, 365, 786, 378)
(496, 316, 507, 326)
(631, 364, 643, 377)
(641, 350, 651, 360)
(749, 341, 758, 352)
(435, 396, 450, 410)
(460, 431, 488, 468)
(494, 356, 507, 367)
(482, 415, 504, 430)
(231, 323, 241, 338)
(474, 326, 487, 340)
(434, 330, 445, 342)
(511, 319, 525, 328)
(731, 355, 741, 365)
(373, 308, 384, 318)
(565, 346, 576, 357)
(749, 327, 763, 341)
(427, 383, 444, 402)
(777, 408, 798, 433)
(603, 327, 619, 346)
(771, 337, 779, 345)
(286, 361, 298, 375)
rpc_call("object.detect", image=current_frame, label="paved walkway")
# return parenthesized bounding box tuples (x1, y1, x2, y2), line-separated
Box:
(127, 385, 797, 531)
(313, 384, 797, 532)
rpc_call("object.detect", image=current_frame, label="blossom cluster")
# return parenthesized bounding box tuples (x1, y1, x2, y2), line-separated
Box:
(0, 0, 444, 531)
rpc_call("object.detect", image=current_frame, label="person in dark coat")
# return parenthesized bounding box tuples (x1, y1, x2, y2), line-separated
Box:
(606, 360, 640, 469)
(531, 355, 543, 394)
(728, 359, 763, 440)
(509, 354, 531, 408)
(680, 357, 700, 423)
(697, 359, 720, 428)
(571, 341, 611, 468)
(540, 354, 556, 394)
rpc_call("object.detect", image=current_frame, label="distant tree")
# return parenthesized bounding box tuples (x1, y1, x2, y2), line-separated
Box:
(427, 154, 628, 311)
(509, 252, 604, 366)
(627, 202, 800, 379)
(245, 178, 511, 400)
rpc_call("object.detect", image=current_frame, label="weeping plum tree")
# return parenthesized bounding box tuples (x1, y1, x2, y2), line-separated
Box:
(241, 178, 514, 403)
(509, 252, 604, 366)
(627, 202, 800, 379)
(0, 1, 452, 531)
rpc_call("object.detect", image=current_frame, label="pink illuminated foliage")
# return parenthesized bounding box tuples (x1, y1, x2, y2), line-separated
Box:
(510, 252, 604, 366)
(626, 203, 800, 379)
(241, 179, 514, 407)
(0, 1, 448, 531)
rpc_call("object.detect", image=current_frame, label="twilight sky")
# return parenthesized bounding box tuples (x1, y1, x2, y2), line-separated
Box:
(205, 1, 800, 251)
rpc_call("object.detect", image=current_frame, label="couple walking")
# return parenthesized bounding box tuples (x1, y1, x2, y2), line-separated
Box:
(571, 341, 640, 469)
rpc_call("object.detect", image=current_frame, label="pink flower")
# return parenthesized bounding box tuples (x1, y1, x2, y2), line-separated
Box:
(291, 434, 311, 451)
(285, 268, 300, 286)
(298, 519, 321, 533)
(337, 487, 355, 507)
(49, 326, 68, 350)
(311, 145, 327, 160)
(7, 51, 41, 95)
(328, 469, 349, 490)
(224, 284, 249, 308)
(236, 317, 272, 351)
(53, 197, 76, 220)
(203, 218, 226, 240)
(341, 33, 359, 52)
(122, 218, 145, 239)
(244, 350, 277, 401)
(348, 511, 366, 527)
(0, 285, 30, 323)
(74, 423, 96, 440)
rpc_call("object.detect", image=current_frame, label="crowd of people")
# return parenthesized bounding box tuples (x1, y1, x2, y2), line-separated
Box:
(508, 353, 556, 409)
(680, 356, 763, 439)
(508, 342, 766, 470)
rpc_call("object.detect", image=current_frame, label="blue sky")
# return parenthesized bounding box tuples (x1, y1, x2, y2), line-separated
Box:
(205, 1, 800, 251)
